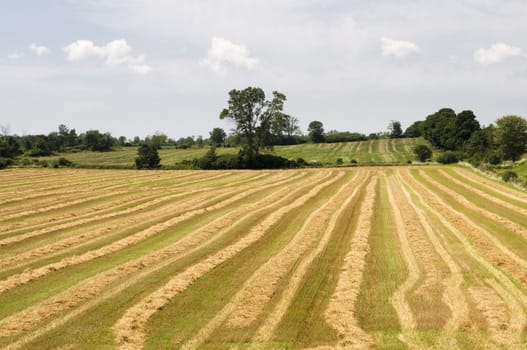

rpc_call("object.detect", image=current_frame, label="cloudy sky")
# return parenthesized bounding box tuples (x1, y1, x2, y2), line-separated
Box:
(1, 0, 526, 138)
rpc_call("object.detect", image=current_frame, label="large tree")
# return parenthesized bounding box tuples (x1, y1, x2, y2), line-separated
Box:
(220, 87, 286, 162)
(494, 115, 527, 162)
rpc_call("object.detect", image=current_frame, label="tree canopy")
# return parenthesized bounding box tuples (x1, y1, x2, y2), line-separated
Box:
(494, 115, 527, 162)
(308, 121, 325, 143)
(219, 87, 287, 163)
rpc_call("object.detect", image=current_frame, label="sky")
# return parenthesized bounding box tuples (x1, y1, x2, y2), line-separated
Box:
(1, 0, 526, 139)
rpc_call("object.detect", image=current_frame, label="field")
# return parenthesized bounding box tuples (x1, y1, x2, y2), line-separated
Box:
(1, 167, 527, 349)
(35, 137, 428, 168)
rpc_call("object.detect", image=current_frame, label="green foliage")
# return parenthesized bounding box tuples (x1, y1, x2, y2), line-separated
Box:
(308, 121, 325, 143)
(336, 158, 343, 165)
(57, 157, 74, 167)
(209, 128, 227, 146)
(404, 121, 423, 137)
(436, 151, 459, 164)
(388, 120, 403, 138)
(220, 87, 287, 162)
(28, 135, 53, 156)
(0, 136, 22, 158)
(422, 108, 480, 150)
(494, 115, 527, 162)
(83, 130, 115, 152)
(135, 144, 161, 169)
(324, 131, 366, 143)
(501, 170, 518, 182)
(0, 157, 12, 169)
(413, 144, 432, 162)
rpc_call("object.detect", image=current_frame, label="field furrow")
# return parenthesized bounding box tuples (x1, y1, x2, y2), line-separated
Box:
(112, 171, 343, 350)
(1, 166, 526, 349)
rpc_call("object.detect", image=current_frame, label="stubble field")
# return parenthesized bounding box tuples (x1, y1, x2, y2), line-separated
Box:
(0, 167, 526, 349)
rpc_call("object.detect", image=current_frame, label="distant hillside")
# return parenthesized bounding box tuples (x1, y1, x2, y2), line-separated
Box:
(35, 138, 435, 168)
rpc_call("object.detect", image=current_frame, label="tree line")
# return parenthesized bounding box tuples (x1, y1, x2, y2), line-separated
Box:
(1, 86, 526, 170)
(405, 108, 527, 165)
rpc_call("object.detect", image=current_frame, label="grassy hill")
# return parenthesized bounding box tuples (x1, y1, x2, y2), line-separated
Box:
(34, 137, 434, 168)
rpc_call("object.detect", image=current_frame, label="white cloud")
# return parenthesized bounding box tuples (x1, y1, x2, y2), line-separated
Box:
(29, 43, 50, 56)
(129, 64, 152, 74)
(7, 52, 25, 60)
(63, 39, 151, 74)
(473, 43, 522, 64)
(200, 37, 258, 73)
(381, 37, 420, 57)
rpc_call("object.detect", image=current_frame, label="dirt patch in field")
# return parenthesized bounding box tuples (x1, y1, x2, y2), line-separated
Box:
(112, 171, 342, 350)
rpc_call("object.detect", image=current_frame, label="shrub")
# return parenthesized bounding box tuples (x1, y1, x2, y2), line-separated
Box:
(413, 145, 432, 162)
(502, 171, 518, 183)
(296, 158, 307, 166)
(350, 159, 358, 165)
(436, 151, 459, 164)
(135, 144, 160, 169)
(57, 157, 73, 167)
(0, 157, 12, 169)
(485, 151, 502, 165)
(336, 158, 343, 165)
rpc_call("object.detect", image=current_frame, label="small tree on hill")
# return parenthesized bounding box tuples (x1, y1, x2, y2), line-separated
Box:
(388, 120, 403, 138)
(308, 121, 325, 143)
(135, 143, 160, 169)
(413, 144, 432, 162)
(494, 115, 527, 162)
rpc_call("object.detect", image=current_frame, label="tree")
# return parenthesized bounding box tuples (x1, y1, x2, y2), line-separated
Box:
(308, 121, 325, 143)
(209, 127, 227, 146)
(147, 132, 168, 150)
(220, 87, 286, 162)
(83, 130, 114, 151)
(404, 121, 423, 137)
(422, 108, 456, 148)
(413, 144, 432, 162)
(283, 115, 301, 137)
(135, 143, 160, 169)
(494, 115, 527, 162)
(388, 120, 403, 138)
(0, 136, 21, 158)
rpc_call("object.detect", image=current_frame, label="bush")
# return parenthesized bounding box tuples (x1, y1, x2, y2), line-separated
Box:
(0, 157, 12, 169)
(407, 160, 412, 164)
(485, 151, 502, 165)
(336, 158, 343, 165)
(436, 151, 459, 164)
(502, 171, 518, 182)
(413, 145, 432, 162)
(296, 158, 307, 167)
(57, 157, 73, 167)
(350, 159, 358, 165)
(135, 144, 161, 169)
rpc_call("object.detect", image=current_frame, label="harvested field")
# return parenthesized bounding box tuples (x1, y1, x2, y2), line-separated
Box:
(0, 166, 526, 349)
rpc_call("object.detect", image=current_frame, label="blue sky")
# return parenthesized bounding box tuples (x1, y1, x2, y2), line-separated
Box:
(1, 0, 526, 138)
